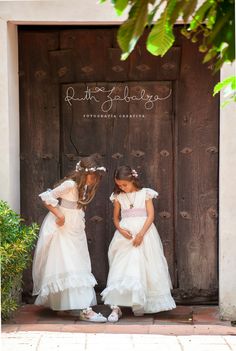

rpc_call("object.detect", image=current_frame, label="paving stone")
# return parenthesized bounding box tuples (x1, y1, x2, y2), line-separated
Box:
(178, 335, 227, 344)
(2, 332, 236, 351)
(180, 345, 231, 351)
(132, 334, 179, 344)
(224, 336, 236, 345)
(86, 333, 133, 343)
(1, 333, 41, 351)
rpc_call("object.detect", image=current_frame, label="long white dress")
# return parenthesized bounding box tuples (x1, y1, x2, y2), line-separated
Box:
(101, 188, 176, 314)
(32, 179, 97, 311)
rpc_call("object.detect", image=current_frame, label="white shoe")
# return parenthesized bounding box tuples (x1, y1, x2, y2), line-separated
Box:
(79, 308, 107, 323)
(108, 306, 122, 323)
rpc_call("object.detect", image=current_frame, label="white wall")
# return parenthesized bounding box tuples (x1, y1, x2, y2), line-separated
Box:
(0, 20, 20, 212)
(0, 0, 127, 24)
(219, 62, 236, 320)
(0, 0, 235, 320)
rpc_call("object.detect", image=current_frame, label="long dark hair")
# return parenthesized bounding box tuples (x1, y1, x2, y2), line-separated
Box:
(56, 153, 106, 209)
(113, 165, 142, 194)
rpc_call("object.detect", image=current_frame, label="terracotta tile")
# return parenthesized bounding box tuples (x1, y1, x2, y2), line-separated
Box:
(193, 306, 219, 323)
(193, 325, 236, 335)
(149, 325, 195, 335)
(18, 324, 63, 332)
(61, 324, 106, 333)
(154, 309, 193, 325)
(153, 321, 190, 326)
(1, 325, 20, 333)
(20, 304, 44, 312)
(37, 318, 75, 324)
(105, 324, 149, 334)
(12, 314, 39, 324)
(5, 304, 236, 336)
(154, 316, 193, 324)
(116, 317, 154, 325)
(156, 306, 193, 317)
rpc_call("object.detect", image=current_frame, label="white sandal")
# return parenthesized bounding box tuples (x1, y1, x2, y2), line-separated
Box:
(79, 307, 107, 323)
(108, 306, 122, 323)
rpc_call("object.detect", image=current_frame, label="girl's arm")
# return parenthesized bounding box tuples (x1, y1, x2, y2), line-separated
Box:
(39, 180, 74, 226)
(43, 204, 65, 226)
(133, 199, 155, 247)
(113, 200, 132, 240)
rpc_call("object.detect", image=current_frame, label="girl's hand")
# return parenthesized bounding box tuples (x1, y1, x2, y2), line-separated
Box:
(133, 233, 144, 247)
(56, 214, 65, 227)
(119, 228, 132, 240)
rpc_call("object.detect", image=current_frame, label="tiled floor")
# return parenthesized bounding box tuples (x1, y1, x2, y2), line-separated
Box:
(2, 305, 236, 335)
(2, 332, 236, 351)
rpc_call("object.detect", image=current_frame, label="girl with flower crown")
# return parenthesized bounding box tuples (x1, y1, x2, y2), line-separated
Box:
(32, 154, 107, 322)
(101, 165, 176, 322)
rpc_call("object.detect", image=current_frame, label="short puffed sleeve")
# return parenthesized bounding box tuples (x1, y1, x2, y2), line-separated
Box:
(145, 188, 159, 200)
(110, 192, 119, 203)
(39, 179, 75, 207)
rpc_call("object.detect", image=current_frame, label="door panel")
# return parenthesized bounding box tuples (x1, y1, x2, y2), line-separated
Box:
(19, 26, 219, 303)
(61, 81, 175, 287)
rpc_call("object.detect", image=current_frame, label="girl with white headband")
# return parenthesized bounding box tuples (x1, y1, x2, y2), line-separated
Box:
(32, 154, 107, 322)
(101, 165, 176, 321)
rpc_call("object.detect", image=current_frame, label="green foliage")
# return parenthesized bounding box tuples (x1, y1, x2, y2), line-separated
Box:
(0, 201, 38, 320)
(147, 0, 176, 56)
(101, 0, 235, 105)
(101, 0, 235, 70)
(117, 0, 150, 60)
(213, 75, 236, 107)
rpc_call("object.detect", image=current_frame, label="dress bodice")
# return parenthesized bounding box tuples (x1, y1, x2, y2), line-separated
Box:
(39, 180, 78, 207)
(110, 188, 158, 218)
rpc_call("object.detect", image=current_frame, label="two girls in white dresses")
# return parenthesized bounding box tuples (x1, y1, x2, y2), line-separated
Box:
(33, 159, 175, 323)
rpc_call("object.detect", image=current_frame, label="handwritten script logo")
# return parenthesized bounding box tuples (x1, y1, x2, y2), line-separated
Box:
(65, 86, 172, 113)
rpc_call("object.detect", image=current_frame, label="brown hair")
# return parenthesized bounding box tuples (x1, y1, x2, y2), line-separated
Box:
(56, 153, 106, 209)
(113, 165, 142, 194)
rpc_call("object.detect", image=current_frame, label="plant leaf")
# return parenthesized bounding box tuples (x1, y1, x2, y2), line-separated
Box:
(203, 47, 218, 63)
(213, 75, 236, 96)
(117, 0, 149, 59)
(182, 0, 198, 22)
(113, 0, 129, 16)
(190, 0, 214, 30)
(148, 2, 164, 27)
(147, 1, 176, 57)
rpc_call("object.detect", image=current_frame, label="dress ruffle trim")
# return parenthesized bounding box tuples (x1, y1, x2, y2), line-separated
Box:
(110, 193, 118, 202)
(33, 273, 97, 297)
(144, 293, 176, 313)
(101, 278, 147, 305)
(144, 188, 159, 200)
(39, 190, 58, 207)
(101, 278, 176, 313)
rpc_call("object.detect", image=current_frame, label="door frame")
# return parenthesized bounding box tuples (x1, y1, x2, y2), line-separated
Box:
(0, 2, 235, 319)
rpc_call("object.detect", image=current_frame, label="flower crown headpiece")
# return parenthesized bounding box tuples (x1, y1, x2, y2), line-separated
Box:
(76, 161, 106, 173)
(131, 169, 138, 178)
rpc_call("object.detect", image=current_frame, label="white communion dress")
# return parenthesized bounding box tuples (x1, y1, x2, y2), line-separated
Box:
(101, 188, 176, 314)
(32, 179, 97, 311)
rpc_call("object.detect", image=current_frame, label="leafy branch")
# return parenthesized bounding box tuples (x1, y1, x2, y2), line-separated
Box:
(100, 0, 235, 105)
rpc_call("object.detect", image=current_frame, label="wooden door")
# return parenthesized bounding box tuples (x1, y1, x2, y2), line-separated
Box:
(19, 26, 219, 303)
(61, 81, 174, 288)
